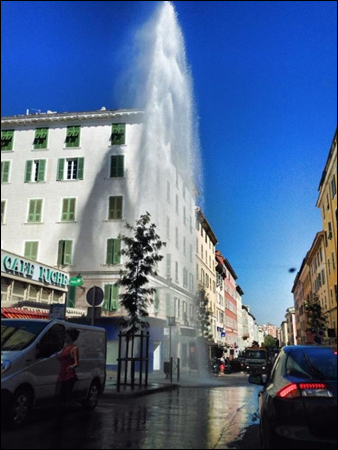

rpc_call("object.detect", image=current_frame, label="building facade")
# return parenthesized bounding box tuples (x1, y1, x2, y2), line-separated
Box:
(195, 208, 218, 342)
(1, 109, 198, 370)
(316, 129, 337, 340)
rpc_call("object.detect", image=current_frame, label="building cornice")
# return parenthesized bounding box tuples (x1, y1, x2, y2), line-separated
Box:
(1, 109, 144, 126)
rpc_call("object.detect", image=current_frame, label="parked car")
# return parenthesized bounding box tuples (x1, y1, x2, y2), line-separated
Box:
(249, 345, 337, 449)
(1, 319, 107, 427)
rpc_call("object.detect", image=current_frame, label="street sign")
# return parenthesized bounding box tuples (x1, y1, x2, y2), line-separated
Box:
(69, 277, 84, 287)
(50, 303, 66, 320)
(86, 286, 104, 306)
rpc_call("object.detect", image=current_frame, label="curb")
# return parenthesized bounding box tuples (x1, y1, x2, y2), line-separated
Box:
(101, 383, 178, 399)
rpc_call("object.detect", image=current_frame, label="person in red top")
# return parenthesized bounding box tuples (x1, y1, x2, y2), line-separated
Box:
(56, 328, 80, 405)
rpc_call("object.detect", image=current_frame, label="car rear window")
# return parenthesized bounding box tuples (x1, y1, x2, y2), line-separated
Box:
(245, 350, 266, 359)
(286, 348, 337, 380)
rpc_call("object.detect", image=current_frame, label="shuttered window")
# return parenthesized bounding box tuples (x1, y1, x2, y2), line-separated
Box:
(110, 155, 124, 177)
(33, 128, 48, 149)
(61, 198, 76, 222)
(57, 158, 84, 180)
(110, 124, 125, 145)
(103, 284, 119, 311)
(1, 130, 14, 151)
(27, 199, 43, 223)
(24, 160, 46, 182)
(65, 126, 80, 148)
(108, 196, 123, 220)
(1, 161, 10, 183)
(57, 240, 73, 265)
(24, 241, 39, 261)
(1, 200, 6, 224)
(106, 239, 121, 265)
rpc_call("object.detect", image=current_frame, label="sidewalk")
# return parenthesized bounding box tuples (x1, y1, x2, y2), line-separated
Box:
(102, 369, 231, 399)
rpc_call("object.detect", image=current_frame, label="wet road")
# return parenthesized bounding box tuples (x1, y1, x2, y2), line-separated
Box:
(1, 374, 261, 449)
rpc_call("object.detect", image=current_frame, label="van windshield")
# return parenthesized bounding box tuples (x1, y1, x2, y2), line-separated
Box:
(1, 320, 49, 351)
(245, 350, 267, 359)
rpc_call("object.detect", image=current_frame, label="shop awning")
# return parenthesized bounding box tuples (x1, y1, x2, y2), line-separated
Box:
(1, 308, 49, 320)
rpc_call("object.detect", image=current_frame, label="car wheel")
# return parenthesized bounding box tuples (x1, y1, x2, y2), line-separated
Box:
(10, 387, 33, 427)
(81, 380, 100, 410)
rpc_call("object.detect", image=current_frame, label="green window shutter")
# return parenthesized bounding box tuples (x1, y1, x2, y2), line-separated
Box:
(103, 285, 112, 311)
(66, 126, 80, 148)
(25, 161, 33, 182)
(109, 196, 123, 220)
(57, 159, 65, 181)
(106, 239, 114, 265)
(58, 240, 64, 265)
(62, 198, 76, 221)
(63, 241, 73, 265)
(111, 284, 119, 310)
(113, 239, 121, 264)
(24, 241, 38, 261)
(111, 124, 125, 145)
(1, 201, 5, 224)
(67, 286, 77, 308)
(110, 155, 124, 177)
(37, 160, 46, 182)
(77, 158, 84, 180)
(28, 199, 42, 223)
(1, 130, 14, 151)
(33, 128, 48, 149)
(1, 161, 10, 183)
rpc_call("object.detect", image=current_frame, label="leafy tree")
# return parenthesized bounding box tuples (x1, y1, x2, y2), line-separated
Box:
(264, 334, 276, 348)
(119, 212, 165, 335)
(196, 287, 213, 342)
(304, 295, 328, 332)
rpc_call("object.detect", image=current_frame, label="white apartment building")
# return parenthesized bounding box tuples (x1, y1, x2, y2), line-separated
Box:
(1, 108, 197, 370)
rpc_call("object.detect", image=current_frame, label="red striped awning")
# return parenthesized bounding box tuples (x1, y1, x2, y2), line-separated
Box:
(1, 308, 49, 320)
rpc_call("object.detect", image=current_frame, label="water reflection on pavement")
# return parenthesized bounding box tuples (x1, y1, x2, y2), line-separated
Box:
(1, 374, 261, 449)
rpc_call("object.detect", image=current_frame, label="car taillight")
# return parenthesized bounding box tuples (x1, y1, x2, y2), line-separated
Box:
(277, 383, 300, 398)
(277, 383, 333, 399)
(299, 383, 333, 398)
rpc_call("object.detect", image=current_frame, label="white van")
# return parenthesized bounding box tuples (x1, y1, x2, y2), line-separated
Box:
(1, 319, 106, 426)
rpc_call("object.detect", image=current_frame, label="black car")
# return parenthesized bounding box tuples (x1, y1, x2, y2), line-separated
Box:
(249, 345, 337, 449)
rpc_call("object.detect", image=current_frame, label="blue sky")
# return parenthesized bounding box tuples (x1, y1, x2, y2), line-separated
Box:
(1, 1, 337, 326)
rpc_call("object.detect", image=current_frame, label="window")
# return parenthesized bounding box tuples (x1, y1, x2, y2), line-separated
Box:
(183, 267, 188, 288)
(331, 175, 337, 199)
(175, 261, 179, 283)
(24, 241, 39, 261)
(175, 227, 179, 248)
(166, 217, 170, 239)
(57, 158, 84, 181)
(106, 239, 121, 265)
(328, 222, 333, 240)
(57, 240, 73, 265)
(166, 254, 171, 278)
(27, 199, 43, 223)
(108, 196, 123, 220)
(33, 128, 48, 150)
(103, 284, 119, 311)
(65, 126, 80, 148)
(1, 130, 14, 151)
(332, 252, 336, 271)
(1, 161, 10, 183)
(176, 195, 179, 214)
(1, 200, 6, 224)
(25, 160, 46, 183)
(61, 198, 76, 222)
(110, 155, 124, 178)
(167, 181, 171, 203)
(110, 123, 125, 145)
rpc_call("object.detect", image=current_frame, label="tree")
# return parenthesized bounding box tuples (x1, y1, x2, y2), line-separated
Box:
(118, 212, 165, 335)
(304, 295, 328, 332)
(196, 287, 213, 342)
(264, 334, 276, 349)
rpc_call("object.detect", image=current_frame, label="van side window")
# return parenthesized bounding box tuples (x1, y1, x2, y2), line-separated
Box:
(38, 324, 65, 358)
